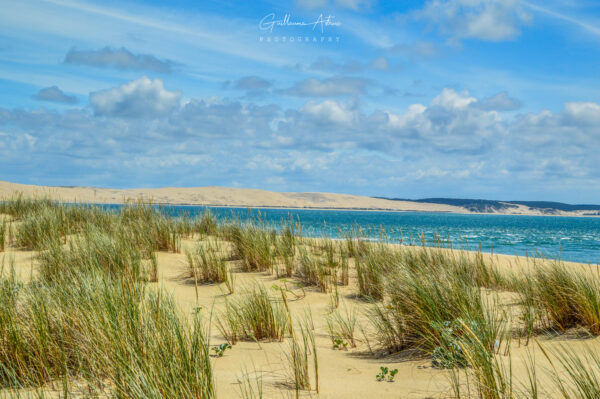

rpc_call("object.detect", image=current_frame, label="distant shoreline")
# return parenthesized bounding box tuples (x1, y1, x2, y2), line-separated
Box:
(1, 180, 598, 218)
(98, 202, 600, 218)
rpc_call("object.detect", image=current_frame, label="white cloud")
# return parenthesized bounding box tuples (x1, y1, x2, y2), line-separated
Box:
(234, 76, 272, 91)
(431, 88, 477, 109)
(285, 77, 372, 97)
(563, 102, 600, 126)
(33, 86, 78, 104)
(300, 100, 355, 124)
(475, 91, 522, 111)
(90, 77, 181, 118)
(64, 47, 174, 72)
(414, 0, 531, 42)
(1, 85, 599, 200)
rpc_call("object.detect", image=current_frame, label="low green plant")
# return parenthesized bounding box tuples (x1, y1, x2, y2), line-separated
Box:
(375, 366, 399, 382)
(448, 318, 512, 399)
(211, 343, 232, 357)
(388, 368, 398, 382)
(332, 338, 349, 350)
(431, 320, 470, 369)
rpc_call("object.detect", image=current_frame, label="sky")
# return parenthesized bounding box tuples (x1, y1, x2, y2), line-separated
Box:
(0, 0, 599, 203)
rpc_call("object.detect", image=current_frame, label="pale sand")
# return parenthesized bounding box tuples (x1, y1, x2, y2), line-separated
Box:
(2, 234, 599, 398)
(0, 180, 594, 216)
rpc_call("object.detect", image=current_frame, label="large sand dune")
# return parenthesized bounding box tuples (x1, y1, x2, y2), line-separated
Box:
(0, 180, 592, 216)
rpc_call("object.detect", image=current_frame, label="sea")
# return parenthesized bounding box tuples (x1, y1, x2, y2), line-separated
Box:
(107, 205, 600, 265)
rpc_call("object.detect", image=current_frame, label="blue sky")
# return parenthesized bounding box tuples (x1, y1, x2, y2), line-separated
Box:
(0, 0, 599, 202)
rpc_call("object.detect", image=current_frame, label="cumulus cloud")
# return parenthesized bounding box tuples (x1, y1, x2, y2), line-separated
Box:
(90, 77, 181, 118)
(33, 86, 77, 104)
(1, 83, 599, 200)
(430, 88, 476, 109)
(172, 99, 279, 138)
(285, 77, 372, 97)
(65, 47, 174, 73)
(414, 0, 531, 42)
(229, 76, 273, 97)
(300, 99, 356, 125)
(563, 102, 600, 126)
(475, 91, 522, 111)
(234, 76, 272, 91)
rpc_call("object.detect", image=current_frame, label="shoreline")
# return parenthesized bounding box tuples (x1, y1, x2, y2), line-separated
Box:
(8, 202, 597, 265)
(8, 199, 600, 219)
(1, 180, 599, 218)
(149, 203, 600, 218)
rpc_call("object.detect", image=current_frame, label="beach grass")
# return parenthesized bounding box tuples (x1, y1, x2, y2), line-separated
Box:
(0, 269, 214, 398)
(2, 196, 600, 398)
(215, 284, 288, 344)
(185, 239, 230, 285)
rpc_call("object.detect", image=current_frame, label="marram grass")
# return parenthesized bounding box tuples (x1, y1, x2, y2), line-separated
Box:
(4, 196, 600, 398)
(215, 284, 288, 344)
(0, 270, 214, 398)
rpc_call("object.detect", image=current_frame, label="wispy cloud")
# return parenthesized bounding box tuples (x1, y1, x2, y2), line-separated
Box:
(524, 2, 600, 37)
(412, 0, 531, 43)
(40, 0, 305, 66)
(65, 47, 175, 72)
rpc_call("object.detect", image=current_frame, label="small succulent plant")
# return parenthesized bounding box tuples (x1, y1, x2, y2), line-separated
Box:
(387, 368, 398, 382)
(333, 337, 349, 350)
(211, 343, 232, 357)
(376, 366, 398, 382)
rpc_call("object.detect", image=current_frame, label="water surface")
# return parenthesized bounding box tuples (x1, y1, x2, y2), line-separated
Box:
(106, 205, 600, 264)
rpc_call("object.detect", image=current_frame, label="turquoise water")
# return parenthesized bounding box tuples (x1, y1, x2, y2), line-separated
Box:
(108, 205, 600, 264)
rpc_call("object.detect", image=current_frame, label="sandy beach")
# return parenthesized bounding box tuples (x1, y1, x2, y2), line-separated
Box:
(2, 200, 599, 398)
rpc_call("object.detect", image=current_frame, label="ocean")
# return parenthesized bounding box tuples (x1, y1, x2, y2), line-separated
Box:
(106, 205, 600, 264)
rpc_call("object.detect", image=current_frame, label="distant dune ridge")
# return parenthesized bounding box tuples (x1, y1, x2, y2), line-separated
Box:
(0, 180, 597, 216)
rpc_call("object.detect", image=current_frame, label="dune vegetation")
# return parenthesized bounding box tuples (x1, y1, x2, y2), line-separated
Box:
(1, 195, 600, 398)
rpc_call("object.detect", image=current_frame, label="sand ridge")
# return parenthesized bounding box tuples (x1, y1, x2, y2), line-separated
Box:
(0, 181, 594, 216)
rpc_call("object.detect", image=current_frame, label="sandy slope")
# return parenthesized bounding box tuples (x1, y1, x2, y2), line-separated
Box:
(0, 180, 594, 216)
